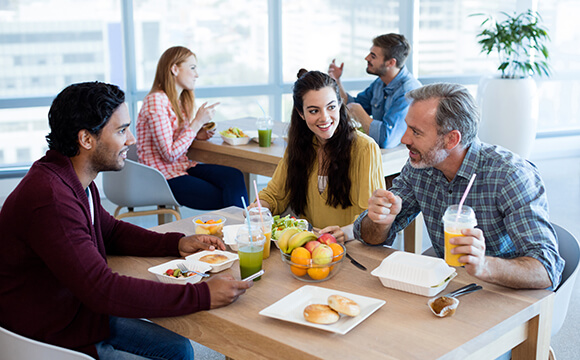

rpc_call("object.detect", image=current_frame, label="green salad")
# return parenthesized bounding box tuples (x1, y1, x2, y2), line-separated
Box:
(271, 215, 304, 240)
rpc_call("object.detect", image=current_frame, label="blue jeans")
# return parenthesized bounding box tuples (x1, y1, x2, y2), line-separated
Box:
(95, 317, 193, 360)
(168, 164, 249, 210)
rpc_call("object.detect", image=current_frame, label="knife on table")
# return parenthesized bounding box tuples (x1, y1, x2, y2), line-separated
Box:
(345, 253, 367, 271)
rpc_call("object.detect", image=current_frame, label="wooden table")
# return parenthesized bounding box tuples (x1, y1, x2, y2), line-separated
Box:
(108, 207, 554, 360)
(188, 117, 409, 179)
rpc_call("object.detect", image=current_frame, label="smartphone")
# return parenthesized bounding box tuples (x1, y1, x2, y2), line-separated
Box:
(242, 269, 264, 282)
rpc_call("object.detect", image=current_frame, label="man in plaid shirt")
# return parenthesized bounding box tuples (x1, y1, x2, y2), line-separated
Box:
(354, 83, 564, 290)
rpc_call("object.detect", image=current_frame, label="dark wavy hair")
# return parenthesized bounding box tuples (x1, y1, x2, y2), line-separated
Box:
(46, 82, 125, 157)
(286, 69, 355, 216)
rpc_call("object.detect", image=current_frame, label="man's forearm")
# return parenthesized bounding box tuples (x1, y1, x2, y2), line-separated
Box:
(335, 79, 349, 105)
(477, 256, 552, 289)
(359, 215, 392, 245)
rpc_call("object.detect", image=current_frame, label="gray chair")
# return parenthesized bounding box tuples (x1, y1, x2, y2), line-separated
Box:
(0, 325, 94, 359)
(551, 223, 580, 336)
(101, 146, 181, 225)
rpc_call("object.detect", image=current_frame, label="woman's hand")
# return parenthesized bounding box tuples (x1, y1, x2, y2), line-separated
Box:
(195, 128, 215, 140)
(192, 102, 220, 129)
(314, 225, 346, 243)
(247, 200, 270, 211)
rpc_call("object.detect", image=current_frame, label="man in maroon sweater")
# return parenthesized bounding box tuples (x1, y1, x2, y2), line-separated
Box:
(0, 82, 252, 359)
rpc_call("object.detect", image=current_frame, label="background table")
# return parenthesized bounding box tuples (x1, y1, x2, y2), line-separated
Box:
(108, 207, 554, 360)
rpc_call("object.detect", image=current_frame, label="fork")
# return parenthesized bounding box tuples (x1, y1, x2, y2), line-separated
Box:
(176, 263, 210, 278)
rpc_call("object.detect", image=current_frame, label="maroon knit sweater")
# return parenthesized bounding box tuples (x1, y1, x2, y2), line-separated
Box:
(0, 150, 210, 358)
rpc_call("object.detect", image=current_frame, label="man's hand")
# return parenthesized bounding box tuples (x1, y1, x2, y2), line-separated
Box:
(367, 189, 401, 225)
(328, 59, 344, 81)
(205, 274, 253, 309)
(451, 228, 552, 289)
(346, 103, 373, 133)
(450, 228, 489, 279)
(178, 234, 226, 257)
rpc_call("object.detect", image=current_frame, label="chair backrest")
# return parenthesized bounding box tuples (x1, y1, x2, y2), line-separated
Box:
(551, 222, 580, 337)
(101, 159, 180, 208)
(0, 326, 94, 359)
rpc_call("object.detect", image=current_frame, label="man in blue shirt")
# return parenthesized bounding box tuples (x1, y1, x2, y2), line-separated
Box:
(329, 33, 421, 149)
(354, 83, 564, 290)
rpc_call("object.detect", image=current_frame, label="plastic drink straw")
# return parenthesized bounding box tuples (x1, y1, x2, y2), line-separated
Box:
(240, 197, 253, 242)
(253, 180, 265, 223)
(253, 180, 266, 235)
(456, 174, 477, 222)
(256, 101, 266, 117)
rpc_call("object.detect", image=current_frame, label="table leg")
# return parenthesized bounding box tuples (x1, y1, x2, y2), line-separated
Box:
(243, 173, 259, 201)
(404, 213, 423, 254)
(511, 292, 554, 360)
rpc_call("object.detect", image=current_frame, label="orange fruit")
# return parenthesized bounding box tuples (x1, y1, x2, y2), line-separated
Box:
(290, 247, 311, 277)
(195, 219, 203, 224)
(328, 243, 344, 261)
(291, 265, 307, 276)
(206, 219, 216, 224)
(307, 267, 330, 280)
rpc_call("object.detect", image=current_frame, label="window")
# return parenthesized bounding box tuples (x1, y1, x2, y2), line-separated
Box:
(0, 0, 578, 171)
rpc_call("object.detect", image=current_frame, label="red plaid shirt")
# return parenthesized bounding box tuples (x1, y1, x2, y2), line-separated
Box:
(136, 91, 197, 179)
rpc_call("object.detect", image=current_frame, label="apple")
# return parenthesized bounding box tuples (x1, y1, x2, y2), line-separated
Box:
(312, 244, 333, 265)
(318, 233, 337, 245)
(304, 240, 321, 254)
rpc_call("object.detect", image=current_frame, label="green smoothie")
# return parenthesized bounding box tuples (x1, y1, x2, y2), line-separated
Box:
(258, 128, 272, 147)
(238, 245, 264, 280)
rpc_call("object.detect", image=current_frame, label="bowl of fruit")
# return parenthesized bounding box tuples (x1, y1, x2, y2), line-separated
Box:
(278, 230, 345, 282)
(193, 215, 226, 238)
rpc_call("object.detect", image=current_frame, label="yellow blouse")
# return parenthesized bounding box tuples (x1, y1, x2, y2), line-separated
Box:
(258, 131, 385, 228)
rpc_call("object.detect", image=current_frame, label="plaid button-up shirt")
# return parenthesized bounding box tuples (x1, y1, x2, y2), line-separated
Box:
(136, 92, 197, 180)
(354, 139, 564, 290)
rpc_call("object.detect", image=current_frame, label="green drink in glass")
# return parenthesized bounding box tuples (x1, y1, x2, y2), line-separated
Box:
(256, 116, 273, 148)
(235, 225, 265, 281)
(238, 245, 264, 279)
(257, 129, 272, 147)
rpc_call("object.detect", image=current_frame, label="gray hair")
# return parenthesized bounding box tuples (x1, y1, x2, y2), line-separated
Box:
(405, 83, 479, 146)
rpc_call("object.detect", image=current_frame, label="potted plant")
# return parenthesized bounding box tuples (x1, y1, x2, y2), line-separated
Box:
(473, 10, 551, 159)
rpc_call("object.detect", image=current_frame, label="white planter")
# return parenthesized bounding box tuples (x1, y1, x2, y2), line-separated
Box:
(476, 76, 538, 159)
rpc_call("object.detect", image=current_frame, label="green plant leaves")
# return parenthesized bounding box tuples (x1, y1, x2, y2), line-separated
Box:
(472, 10, 551, 78)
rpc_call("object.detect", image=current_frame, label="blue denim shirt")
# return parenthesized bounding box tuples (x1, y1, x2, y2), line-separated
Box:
(354, 139, 565, 290)
(348, 66, 421, 149)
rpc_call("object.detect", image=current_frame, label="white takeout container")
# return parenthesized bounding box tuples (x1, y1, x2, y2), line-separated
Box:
(220, 134, 250, 146)
(148, 259, 212, 285)
(222, 224, 244, 251)
(186, 250, 238, 273)
(371, 252, 457, 297)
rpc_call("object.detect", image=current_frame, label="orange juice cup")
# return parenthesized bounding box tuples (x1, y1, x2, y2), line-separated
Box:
(442, 205, 477, 267)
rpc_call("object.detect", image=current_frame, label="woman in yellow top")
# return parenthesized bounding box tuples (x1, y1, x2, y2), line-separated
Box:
(251, 69, 385, 242)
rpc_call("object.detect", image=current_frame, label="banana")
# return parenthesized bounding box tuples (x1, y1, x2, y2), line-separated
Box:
(277, 227, 301, 253)
(286, 231, 317, 254)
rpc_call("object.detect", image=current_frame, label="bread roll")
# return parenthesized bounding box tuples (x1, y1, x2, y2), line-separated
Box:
(303, 304, 339, 324)
(328, 295, 360, 317)
(202, 122, 216, 131)
(199, 254, 228, 264)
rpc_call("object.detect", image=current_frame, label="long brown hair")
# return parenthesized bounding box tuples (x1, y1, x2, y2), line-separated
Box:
(150, 46, 196, 126)
(286, 69, 355, 216)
